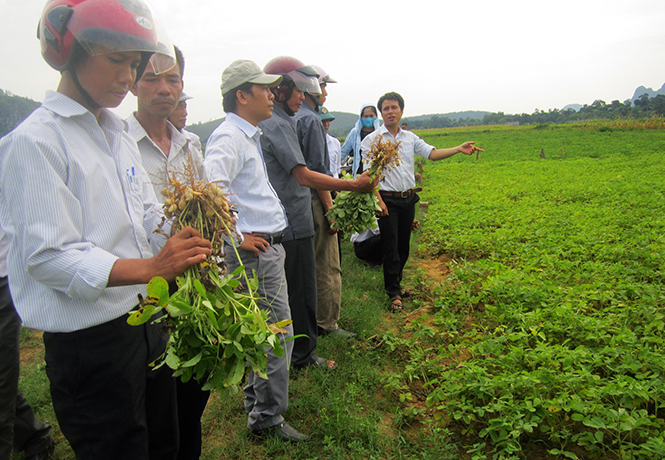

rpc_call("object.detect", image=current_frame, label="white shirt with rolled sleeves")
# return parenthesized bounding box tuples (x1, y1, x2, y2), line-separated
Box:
(360, 124, 435, 192)
(0, 91, 167, 332)
(126, 114, 206, 203)
(204, 112, 287, 235)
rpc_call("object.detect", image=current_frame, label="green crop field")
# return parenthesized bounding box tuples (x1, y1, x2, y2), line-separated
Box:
(15, 120, 665, 459)
(385, 120, 665, 459)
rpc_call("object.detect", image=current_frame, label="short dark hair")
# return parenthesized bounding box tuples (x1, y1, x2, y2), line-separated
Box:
(174, 45, 185, 79)
(377, 92, 405, 112)
(222, 82, 255, 114)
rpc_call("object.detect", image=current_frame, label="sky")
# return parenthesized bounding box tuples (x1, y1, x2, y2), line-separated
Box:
(1, 0, 665, 125)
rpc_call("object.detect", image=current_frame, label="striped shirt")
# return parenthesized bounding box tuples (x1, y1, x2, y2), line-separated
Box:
(126, 114, 206, 203)
(204, 112, 287, 234)
(0, 224, 8, 278)
(0, 91, 165, 332)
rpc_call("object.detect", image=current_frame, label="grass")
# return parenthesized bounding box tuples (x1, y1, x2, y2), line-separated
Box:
(16, 121, 665, 459)
(16, 237, 459, 460)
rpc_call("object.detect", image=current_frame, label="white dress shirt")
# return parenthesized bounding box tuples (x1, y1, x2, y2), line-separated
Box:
(360, 125, 435, 192)
(326, 133, 342, 178)
(0, 91, 166, 332)
(0, 224, 9, 278)
(126, 114, 206, 202)
(182, 128, 203, 154)
(204, 112, 287, 234)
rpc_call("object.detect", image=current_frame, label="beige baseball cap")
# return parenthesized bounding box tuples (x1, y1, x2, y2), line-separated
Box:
(221, 60, 282, 95)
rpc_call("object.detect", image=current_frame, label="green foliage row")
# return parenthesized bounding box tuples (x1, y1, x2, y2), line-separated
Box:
(381, 125, 665, 459)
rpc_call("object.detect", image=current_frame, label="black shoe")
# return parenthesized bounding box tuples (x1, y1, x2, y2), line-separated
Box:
(25, 444, 53, 460)
(252, 422, 309, 442)
(320, 326, 357, 339)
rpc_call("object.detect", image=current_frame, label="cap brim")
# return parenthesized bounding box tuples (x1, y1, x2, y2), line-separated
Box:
(249, 74, 282, 87)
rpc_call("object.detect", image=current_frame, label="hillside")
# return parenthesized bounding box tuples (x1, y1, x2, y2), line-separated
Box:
(2, 83, 665, 143)
(0, 90, 40, 137)
(631, 83, 665, 102)
(186, 110, 490, 145)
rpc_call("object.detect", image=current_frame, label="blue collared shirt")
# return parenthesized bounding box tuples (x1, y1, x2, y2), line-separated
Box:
(0, 91, 166, 332)
(204, 112, 287, 234)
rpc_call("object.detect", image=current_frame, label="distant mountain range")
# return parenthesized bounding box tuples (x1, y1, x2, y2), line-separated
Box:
(631, 83, 665, 102)
(561, 85, 665, 113)
(186, 110, 490, 144)
(2, 84, 664, 140)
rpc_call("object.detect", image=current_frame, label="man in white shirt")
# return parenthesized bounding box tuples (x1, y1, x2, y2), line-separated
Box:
(0, 2, 211, 458)
(361, 92, 482, 312)
(127, 46, 209, 460)
(319, 107, 341, 178)
(204, 60, 307, 442)
(169, 92, 203, 156)
(128, 46, 206, 202)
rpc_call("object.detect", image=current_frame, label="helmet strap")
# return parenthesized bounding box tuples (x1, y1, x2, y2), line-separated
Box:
(305, 93, 320, 110)
(69, 67, 102, 112)
(277, 99, 294, 117)
(66, 42, 102, 112)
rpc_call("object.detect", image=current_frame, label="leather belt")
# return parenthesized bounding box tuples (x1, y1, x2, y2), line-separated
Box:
(380, 188, 422, 198)
(257, 231, 283, 245)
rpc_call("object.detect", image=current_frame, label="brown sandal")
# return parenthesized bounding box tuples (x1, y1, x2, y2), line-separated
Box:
(389, 296, 403, 313)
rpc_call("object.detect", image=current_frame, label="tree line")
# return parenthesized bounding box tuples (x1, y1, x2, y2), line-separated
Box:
(0, 90, 41, 138)
(3, 89, 665, 138)
(404, 93, 665, 129)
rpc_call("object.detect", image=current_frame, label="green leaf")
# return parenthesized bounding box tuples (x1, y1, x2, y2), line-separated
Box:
(166, 297, 193, 316)
(146, 276, 170, 306)
(193, 279, 207, 297)
(227, 357, 245, 385)
(127, 304, 155, 326)
(205, 309, 219, 329)
(182, 351, 203, 368)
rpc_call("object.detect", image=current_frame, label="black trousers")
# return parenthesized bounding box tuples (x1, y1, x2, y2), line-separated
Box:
(175, 378, 210, 460)
(282, 237, 318, 367)
(353, 234, 383, 266)
(43, 314, 178, 460)
(168, 281, 210, 460)
(0, 277, 52, 458)
(378, 193, 419, 299)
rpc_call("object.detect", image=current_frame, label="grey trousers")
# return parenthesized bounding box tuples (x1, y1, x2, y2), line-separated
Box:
(225, 244, 294, 431)
(0, 277, 52, 459)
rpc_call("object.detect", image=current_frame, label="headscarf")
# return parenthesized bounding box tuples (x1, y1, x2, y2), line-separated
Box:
(340, 103, 382, 177)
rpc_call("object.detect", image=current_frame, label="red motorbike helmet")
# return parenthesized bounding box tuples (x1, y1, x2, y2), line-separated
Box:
(264, 56, 321, 97)
(38, 0, 174, 76)
(311, 65, 337, 85)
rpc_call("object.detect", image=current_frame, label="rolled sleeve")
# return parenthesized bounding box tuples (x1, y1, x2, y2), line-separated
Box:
(67, 247, 119, 302)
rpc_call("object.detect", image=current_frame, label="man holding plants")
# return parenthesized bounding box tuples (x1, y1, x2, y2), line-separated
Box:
(361, 92, 483, 312)
(0, 1, 212, 458)
(126, 46, 209, 460)
(259, 56, 376, 370)
(294, 64, 358, 339)
(204, 59, 308, 442)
